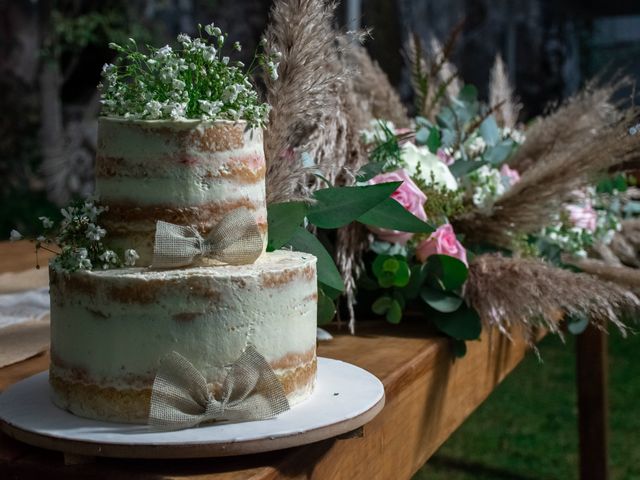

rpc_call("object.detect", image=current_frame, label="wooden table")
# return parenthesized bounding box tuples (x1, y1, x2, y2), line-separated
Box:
(0, 241, 537, 479)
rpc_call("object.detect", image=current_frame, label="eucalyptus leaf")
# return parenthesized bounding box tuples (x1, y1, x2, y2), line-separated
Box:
(415, 127, 430, 145)
(420, 287, 464, 313)
(372, 296, 392, 315)
(393, 261, 411, 287)
(307, 182, 401, 229)
(484, 139, 515, 165)
(415, 116, 432, 128)
(449, 159, 487, 178)
(287, 227, 344, 292)
(386, 299, 403, 324)
(266, 201, 309, 251)
(358, 198, 435, 234)
(479, 116, 500, 146)
(430, 304, 482, 340)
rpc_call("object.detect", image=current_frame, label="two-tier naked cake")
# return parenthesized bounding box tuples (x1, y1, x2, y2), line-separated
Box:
(48, 119, 318, 423)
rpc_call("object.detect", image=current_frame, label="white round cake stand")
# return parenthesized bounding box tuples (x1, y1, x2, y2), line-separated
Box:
(0, 357, 384, 459)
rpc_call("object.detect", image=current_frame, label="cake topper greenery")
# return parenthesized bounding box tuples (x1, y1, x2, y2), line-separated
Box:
(100, 22, 278, 127)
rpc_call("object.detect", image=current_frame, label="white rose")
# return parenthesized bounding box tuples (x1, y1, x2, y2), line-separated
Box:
(400, 143, 458, 191)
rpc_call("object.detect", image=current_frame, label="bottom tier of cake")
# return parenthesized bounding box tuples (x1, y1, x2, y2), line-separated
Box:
(48, 250, 318, 424)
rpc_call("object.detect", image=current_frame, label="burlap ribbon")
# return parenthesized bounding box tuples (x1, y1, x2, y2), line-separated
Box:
(151, 208, 263, 268)
(148, 347, 290, 431)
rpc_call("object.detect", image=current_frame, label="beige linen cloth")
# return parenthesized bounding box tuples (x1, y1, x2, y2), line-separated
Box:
(0, 268, 50, 368)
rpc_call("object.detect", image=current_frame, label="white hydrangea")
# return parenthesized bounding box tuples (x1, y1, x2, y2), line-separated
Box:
(400, 143, 458, 191)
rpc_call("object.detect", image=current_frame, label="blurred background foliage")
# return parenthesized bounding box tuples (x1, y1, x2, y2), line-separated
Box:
(2, 0, 639, 236)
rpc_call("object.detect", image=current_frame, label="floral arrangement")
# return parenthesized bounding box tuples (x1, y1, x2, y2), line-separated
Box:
(259, 0, 640, 356)
(100, 23, 278, 127)
(10, 199, 138, 273)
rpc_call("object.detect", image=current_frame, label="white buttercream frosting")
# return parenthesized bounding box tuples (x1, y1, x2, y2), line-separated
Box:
(50, 251, 317, 397)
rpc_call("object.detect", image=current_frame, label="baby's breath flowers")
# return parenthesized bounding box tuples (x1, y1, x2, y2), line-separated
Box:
(99, 22, 280, 128)
(9, 199, 138, 273)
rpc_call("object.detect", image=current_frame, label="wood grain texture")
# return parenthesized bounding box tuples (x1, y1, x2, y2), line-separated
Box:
(0, 241, 534, 479)
(0, 240, 55, 273)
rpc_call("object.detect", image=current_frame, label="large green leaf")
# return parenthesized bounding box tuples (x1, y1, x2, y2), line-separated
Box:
(425, 254, 469, 291)
(307, 182, 401, 229)
(420, 287, 464, 313)
(286, 227, 344, 292)
(430, 304, 482, 340)
(358, 198, 435, 234)
(266, 201, 309, 251)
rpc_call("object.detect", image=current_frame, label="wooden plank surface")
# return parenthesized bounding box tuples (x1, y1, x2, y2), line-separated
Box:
(0, 241, 535, 479)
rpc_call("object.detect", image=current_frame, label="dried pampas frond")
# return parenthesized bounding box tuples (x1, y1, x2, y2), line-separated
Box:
(510, 78, 629, 172)
(263, 1, 374, 328)
(465, 254, 637, 344)
(262, 0, 343, 203)
(344, 40, 410, 128)
(620, 219, 640, 251)
(489, 54, 521, 129)
(454, 113, 640, 249)
(335, 223, 370, 333)
(406, 28, 461, 121)
(562, 255, 640, 295)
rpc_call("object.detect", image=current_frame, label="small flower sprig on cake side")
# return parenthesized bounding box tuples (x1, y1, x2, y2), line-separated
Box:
(99, 22, 279, 128)
(9, 199, 138, 273)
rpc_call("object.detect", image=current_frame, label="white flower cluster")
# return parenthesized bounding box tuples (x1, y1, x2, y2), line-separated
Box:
(10, 199, 139, 273)
(539, 220, 593, 258)
(464, 165, 506, 210)
(501, 127, 526, 144)
(100, 23, 274, 127)
(538, 188, 622, 259)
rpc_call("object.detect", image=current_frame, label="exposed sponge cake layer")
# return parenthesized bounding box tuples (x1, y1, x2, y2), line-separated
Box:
(95, 118, 267, 266)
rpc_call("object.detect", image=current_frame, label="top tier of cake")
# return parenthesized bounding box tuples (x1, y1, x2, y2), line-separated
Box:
(95, 118, 267, 266)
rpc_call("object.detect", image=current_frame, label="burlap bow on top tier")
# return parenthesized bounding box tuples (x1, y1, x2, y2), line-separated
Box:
(151, 207, 263, 269)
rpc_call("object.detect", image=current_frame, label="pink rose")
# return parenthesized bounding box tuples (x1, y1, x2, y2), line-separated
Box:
(368, 169, 427, 244)
(437, 148, 454, 166)
(566, 204, 597, 233)
(500, 164, 520, 187)
(416, 223, 468, 266)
